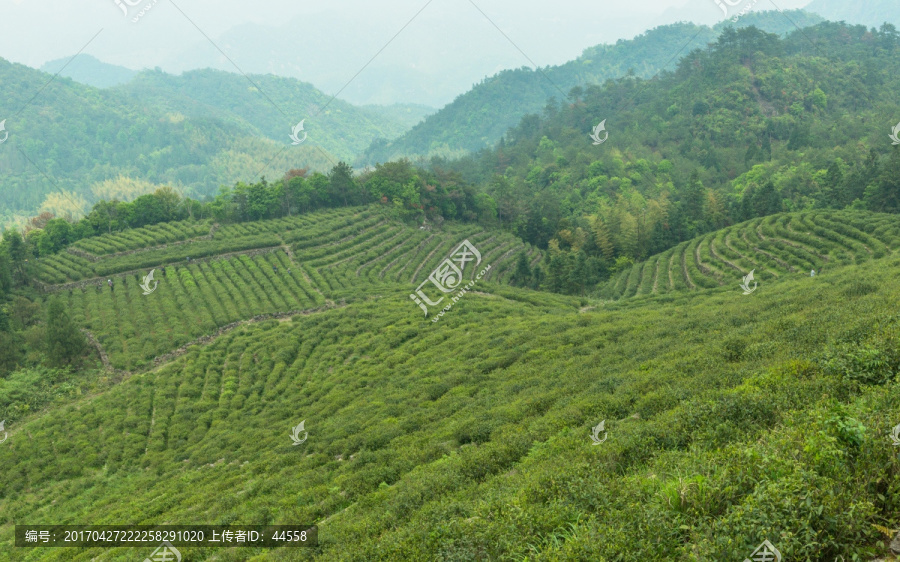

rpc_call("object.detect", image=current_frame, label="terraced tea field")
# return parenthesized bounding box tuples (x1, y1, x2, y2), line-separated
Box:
(4, 253, 900, 560)
(601, 211, 900, 300)
(64, 250, 326, 370)
(31, 207, 368, 284)
(34, 206, 542, 369)
(293, 218, 541, 299)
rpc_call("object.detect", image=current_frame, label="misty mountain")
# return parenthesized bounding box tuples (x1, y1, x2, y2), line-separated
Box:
(359, 10, 823, 165)
(40, 54, 137, 89)
(0, 60, 421, 228)
(112, 68, 427, 161)
(153, 3, 683, 109)
(805, 0, 900, 28)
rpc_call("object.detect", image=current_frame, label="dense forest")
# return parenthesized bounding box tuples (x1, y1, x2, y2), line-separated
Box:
(437, 22, 900, 293)
(5, 22, 900, 299)
(0, 60, 423, 229)
(5, 9, 900, 560)
(360, 10, 824, 164)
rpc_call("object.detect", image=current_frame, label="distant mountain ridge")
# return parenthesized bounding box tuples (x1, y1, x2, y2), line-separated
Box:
(358, 10, 824, 166)
(0, 60, 422, 229)
(112, 68, 428, 162)
(40, 54, 136, 89)
(804, 0, 900, 28)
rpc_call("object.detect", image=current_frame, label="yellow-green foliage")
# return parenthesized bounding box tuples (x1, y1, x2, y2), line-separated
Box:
(35, 206, 538, 371)
(1, 243, 900, 560)
(602, 210, 900, 300)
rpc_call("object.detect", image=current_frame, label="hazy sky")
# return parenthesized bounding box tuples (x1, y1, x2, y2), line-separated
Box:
(0, 0, 812, 106)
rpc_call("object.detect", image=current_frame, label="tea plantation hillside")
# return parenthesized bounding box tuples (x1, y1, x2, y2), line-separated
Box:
(2, 246, 900, 560)
(29, 206, 543, 370)
(600, 210, 900, 300)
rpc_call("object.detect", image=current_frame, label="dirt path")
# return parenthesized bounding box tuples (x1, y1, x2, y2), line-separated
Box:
(68, 224, 220, 263)
(353, 230, 407, 276)
(742, 231, 796, 272)
(278, 235, 325, 302)
(724, 231, 775, 276)
(411, 238, 459, 283)
(651, 257, 660, 293)
(681, 246, 696, 289)
(147, 303, 342, 370)
(80, 328, 124, 375)
(709, 239, 744, 272)
(484, 245, 521, 281)
(38, 246, 284, 293)
(667, 251, 675, 291)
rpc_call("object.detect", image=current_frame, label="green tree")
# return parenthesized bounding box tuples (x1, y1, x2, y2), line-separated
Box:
(328, 162, 358, 206)
(0, 229, 29, 285)
(0, 251, 11, 298)
(45, 298, 88, 368)
(0, 330, 23, 376)
(512, 252, 532, 287)
(864, 148, 900, 213)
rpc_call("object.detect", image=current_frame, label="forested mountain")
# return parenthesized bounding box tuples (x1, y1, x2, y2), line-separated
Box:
(114, 69, 425, 161)
(39, 54, 136, 89)
(359, 10, 824, 165)
(2, 206, 900, 559)
(429, 22, 900, 295)
(5, 8, 900, 559)
(805, 0, 900, 28)
(0, 61, 425, 231)
(360, 103, 435, 130)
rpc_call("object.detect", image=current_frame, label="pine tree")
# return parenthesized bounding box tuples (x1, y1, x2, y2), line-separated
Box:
(753, 181, 782, 216)
(864, 148, 900, 213)
(823, 159, 846, 208)
(531, 264, 545, 290)
(512, 252, 532, 287)
(0, 229, 28, 285)
(46, 298, 87, 368)
(568, 251, 590, 295)
(547, 254, 570, 293)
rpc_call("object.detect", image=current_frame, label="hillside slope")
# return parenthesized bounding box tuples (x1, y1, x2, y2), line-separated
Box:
(601, 210, 899, 300)
(1, 228, 900, 559)
(114, 69, 424, 162)
(0, 63, 425, 230)
(805, 0, 900, 28)
(39, 55, 136, 89)
(359, 11, 823, 165)
(0, 59, 335, 229)
(28, 206, 542, 370)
